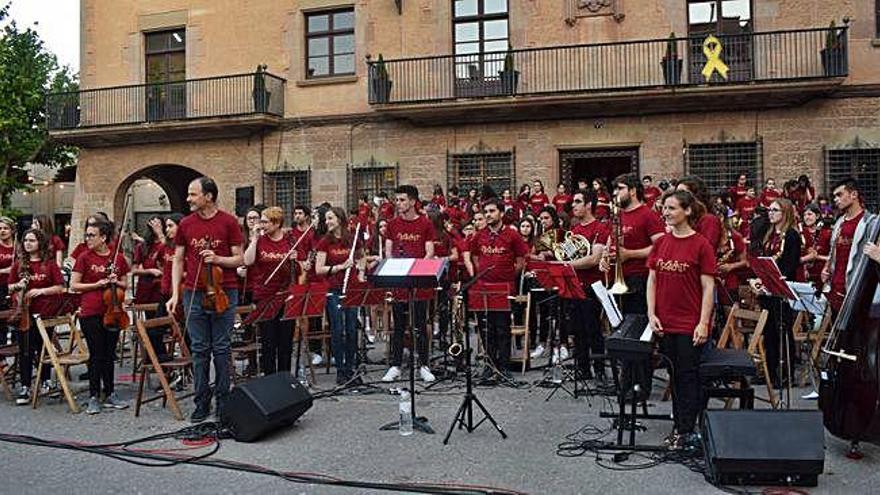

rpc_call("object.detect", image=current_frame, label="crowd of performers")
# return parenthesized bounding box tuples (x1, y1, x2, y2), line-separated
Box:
(1, 172, 877, 447)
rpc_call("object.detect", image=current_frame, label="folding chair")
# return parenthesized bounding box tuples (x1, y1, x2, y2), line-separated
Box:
(126, 303, 160, 380)
(231, 304, 259, 382)
(715, 303, 777, 408)
(509, 294, 531, 375)
(133, 315, 192, 420)
(33, 314, 88, 413)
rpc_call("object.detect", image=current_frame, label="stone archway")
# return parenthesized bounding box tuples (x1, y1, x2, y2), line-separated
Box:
(114, 164, 202, 221)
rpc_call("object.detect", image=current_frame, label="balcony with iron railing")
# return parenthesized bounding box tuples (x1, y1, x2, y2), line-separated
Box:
(47, 71, 286, 146)
(367, 26, 848, 122)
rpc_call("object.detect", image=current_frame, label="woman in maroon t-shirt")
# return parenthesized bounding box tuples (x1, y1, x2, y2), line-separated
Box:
(0, 217, 15, 314)
(315, 207, 369, 385)
(132, 216, 165, 306)
(9, 228, 64, 404)
(244, 206, 295, 376)
(32, 214, 66, 267)
(149, 213, 184, 360)
(647, 190, 716, 449)
(592, 179, 611, 220)
(71, 220, 130, 413)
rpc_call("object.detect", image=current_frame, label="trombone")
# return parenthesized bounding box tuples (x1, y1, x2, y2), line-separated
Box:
(607, 199, 630, 295)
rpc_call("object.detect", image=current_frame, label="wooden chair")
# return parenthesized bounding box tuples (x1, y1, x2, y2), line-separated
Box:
(509, 294, 531, 375)
(293, 316, 332, 384)
(0, 343, 19, 400)
(32, 314, 88, 413)
(133, 315, 193, 420)
(231, 304, 260, 382)
(716, 303, 777, 408)
(125, 303, 160, 380)
(796, 311, 831, 388)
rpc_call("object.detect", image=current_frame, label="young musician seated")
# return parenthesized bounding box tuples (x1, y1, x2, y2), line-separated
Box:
(71, 220, 130, 414)
(647, 190, 715, 450)
(9, 229, 64, 405)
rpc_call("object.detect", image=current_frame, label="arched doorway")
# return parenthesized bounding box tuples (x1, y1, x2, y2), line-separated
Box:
(114, 164, 202, 233)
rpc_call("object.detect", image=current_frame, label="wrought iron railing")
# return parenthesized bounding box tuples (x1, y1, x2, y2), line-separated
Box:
(46, 72, 286, 130)
(367, 26, 848, 105)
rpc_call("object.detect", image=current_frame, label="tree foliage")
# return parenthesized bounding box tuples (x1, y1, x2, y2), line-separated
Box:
(0, 2, 78, 208)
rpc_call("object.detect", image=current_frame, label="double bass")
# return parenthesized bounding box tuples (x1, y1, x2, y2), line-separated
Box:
(819, 215, 880, 448)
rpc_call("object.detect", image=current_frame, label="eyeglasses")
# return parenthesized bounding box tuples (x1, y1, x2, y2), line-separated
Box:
(84, 233, 97, 239)
(768, 208, 782, 212)
(572, 199, 585, 204)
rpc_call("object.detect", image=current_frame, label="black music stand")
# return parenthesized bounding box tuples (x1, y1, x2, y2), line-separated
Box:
(283, 282, 329, 386)
(341, 279, 387, 368)
(370, 258, 448, 435)
(750, 256, 800, 409)
(443, 270, 508, 445)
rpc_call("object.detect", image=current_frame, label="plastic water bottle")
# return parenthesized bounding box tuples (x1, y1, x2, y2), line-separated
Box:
(297, 362, 307, 386)
(399, 389, 413, 436)
(551, 363, 563, 384)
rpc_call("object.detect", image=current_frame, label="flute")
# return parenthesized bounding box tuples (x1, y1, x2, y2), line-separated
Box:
(341, 222, 362, 300)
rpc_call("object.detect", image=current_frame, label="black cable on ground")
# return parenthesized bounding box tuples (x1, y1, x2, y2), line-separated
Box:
(0, 428, 526, 495)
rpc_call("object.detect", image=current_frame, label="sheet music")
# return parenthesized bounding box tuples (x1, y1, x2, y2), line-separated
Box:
(640, 323, 654, 343)
(379, 258, 413, 276)
(591, 281, 622, 328)
(787, 281, 825, 316)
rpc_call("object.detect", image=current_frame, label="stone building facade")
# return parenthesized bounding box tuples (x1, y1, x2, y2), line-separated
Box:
(50, 1, 880, 241)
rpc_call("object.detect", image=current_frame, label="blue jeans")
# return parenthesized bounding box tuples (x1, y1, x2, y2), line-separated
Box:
(183, 289, 238, 413)
(326, 291, 358, 376)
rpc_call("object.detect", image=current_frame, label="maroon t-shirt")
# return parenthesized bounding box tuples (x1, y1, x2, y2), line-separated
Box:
(252, 234, 293, 301)
(467, 226, 529, 284)
(831, 212, 864, 295)
(620, 204, 664, 277)
(134, 241, 164, 304)
(160, 243, 176, 297)
(696, 214, 722, 252)
(735, 197, 757, 237)
(176, 210, 244, 290)
(570, 220, 610, 288)
(379, 202, 395, 221)
(50, 235, 66, 259)
(806, 227, 831, 285)
(72, 241, 116, 261)
(0, 242, 13, 287)
(729, 185, 747, 204)
(289, 226, 315, 262)
(595, 193, 611, 220)
(643, 186, 662, 208)
(529, 193, 550, 215)
(759, 189, 781, 208)
(315, 235, 356, 290)
(648, 233, 716, 335)
(73, 250, 130, 318)
(552, 194, 572, 214)
(9, 259, 63, 317)
(718, 231, 747, 290)
(386, 215, 435, 258)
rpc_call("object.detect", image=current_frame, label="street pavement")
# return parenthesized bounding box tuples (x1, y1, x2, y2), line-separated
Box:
(0, 343, 877, 494)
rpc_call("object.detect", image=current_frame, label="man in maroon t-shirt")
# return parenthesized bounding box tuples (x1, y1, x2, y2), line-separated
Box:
(168, 177, 244, 423)
(464, 198, 529, 380)
(822, 178, 871, 315)
(381, 184, 437, 384)
(601, 173, 665, 315)
(641, 175, 662, 209)
(568, 189, 610, 379)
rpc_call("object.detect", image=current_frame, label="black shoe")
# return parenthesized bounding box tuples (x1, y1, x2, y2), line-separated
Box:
(78, 371, 90, 381)
(335, 373, 348, 386)
(190, 406, 210, 424)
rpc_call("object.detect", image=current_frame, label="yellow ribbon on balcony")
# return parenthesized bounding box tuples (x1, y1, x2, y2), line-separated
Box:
(701, 35, 729, 81)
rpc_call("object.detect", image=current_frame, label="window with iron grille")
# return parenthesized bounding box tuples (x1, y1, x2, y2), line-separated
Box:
(685, 141, 762, 196)
(447, 150, 515, 197)
(305, 8, 355, 78)
(347, 162, 398, 210)
(825, 147, 880, 212)
(876, 0, 880, 38)
(264, 171, 311, 224)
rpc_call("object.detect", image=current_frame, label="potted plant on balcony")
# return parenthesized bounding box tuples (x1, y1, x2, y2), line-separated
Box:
(661, 32, 683, 86)
(252, 64, 271, 113)
(821, 21, 846, 77)
(499, 45, 520, 96)
(370, 54, 393, 103)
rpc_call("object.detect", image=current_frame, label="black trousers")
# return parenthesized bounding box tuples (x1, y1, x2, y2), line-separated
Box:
(390, 301, 429, 367)
(259, 316, 293, 375)
(18, 318, 53, 386)
(760, 295, 795, 385)
(661, 334, 704, 435)
(568, 296, 605, 375)
(484, 310, 512, 370)
(80, 315, 120, 398)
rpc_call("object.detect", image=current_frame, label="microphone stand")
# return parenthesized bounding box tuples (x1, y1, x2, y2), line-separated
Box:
(443, 267, 508, 445)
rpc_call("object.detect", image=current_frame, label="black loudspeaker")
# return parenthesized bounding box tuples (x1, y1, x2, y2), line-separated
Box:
(702, 410, 825, 487)
(221, 372, 313, 442)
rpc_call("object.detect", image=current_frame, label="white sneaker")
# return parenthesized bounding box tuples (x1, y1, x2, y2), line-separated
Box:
(801, 390, 819, 400)
(15, 386, 29, 406)
(419, 366, 436, 383)
(530, 345, 545, 359)
(432, 322, 440, 337)
(382, 366, 401, 382)
(311, 353, 323, 366)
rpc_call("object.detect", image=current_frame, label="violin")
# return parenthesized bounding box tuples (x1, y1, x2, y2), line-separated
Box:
(102, 260, 130, 330)
(9, 257, 31, 332)
(199, 236, 229, 313)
